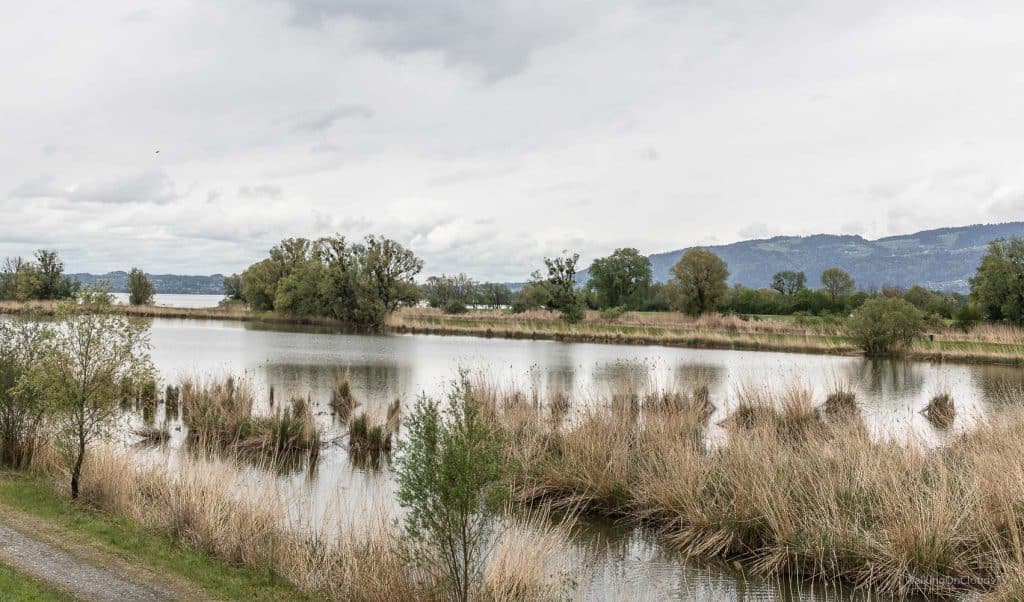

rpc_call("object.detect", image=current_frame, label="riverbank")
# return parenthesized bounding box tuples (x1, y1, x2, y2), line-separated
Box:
(4, 301, 1024, 365)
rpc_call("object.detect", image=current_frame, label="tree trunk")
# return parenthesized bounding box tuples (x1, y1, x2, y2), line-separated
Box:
(70, 432, 85, 499)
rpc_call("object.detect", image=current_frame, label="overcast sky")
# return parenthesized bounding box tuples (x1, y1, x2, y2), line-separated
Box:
(3, 1, 1024, 279)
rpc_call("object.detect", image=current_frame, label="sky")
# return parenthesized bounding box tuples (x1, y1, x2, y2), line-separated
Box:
(3, 0, 1024, 280)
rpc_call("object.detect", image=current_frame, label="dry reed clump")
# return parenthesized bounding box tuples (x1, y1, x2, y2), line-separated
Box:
(823, 387, 858, 419)
(348, 413, 394, 456)
(923, 392, 956, 428)
(725, 386, 822, 440)
(180, 376, 320, 459)
(480, 512, 575, 601)
(132, 425, 170, 445)
(491, 380, 1024, 598)
(330, 372, 360, 420)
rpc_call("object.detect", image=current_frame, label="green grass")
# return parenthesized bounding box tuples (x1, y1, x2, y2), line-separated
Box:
(0, 565, 71, 601)
(0, 470, 310, 601)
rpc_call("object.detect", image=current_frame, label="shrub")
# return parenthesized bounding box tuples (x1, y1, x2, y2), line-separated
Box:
(600, 306, 626, 321)
(443, 299, 469, 314)
(395, 376, 507, 601)
(953, 303, 984, 333)
(846, 297, 925, 355)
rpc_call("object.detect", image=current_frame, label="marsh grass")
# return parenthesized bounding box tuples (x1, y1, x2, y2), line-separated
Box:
(180, 376, 320, 460)
(348, 413, 394, 456)
(132, 424, 170, 445)
(475, 379, 1024, 598)
(330, 372, 360, 420)
(923, 392, 956, 428)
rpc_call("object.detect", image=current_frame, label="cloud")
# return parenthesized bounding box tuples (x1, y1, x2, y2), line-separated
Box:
(238, 184, 284, 200)
(9, 174, 65, 198)
(280, 0, 586, 80)
(291, 105, 374, 133)
(66, 170, 182, 205)
(737, 222, 774, 239)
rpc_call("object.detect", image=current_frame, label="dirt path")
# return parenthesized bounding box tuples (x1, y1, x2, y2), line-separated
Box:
(0, 507, 208, 601)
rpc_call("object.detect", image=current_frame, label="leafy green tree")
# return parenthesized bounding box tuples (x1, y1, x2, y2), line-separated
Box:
(846, 297, 924, 355)
(395, 376, 507, 601)
(0, 315, 53, 468)
(953, 302, 984, 333)
(670, 248, 729, 315)
(511, 283, 551, 313)
(476, 282, 512, 309)
(35, 289, 154, 498)
(587, 248, 652, 310)
(970, 238, 1024, 325)
(771, 271, 806, 295)
(222, 274, 244, 301)
(0, 252, 78, 301)
(423, 274, 478, 310)
(240, 258, 283, 311)
(363, 235, 424, 313)
(821, 267, 855, 301)
(536, 251, 584, 322)
(127, 268, 155, 306)
(237, 234, 423, 327)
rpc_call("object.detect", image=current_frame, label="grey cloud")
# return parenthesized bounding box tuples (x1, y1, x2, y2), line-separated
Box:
(292, 105, 374, 133)
(281, 0, 581, 80)
(10, 174, 64, 198)
(68, 170, 182, 205)
(738, 222, 774, 239)
(238, 184, 284, 200)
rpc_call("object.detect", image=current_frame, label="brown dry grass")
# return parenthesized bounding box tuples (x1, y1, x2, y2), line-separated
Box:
(476, 379, 1024, 598)
(30, 445, 576, 601)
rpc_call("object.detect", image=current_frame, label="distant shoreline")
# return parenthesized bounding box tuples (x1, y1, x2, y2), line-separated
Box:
(4, 301, 1023, 367)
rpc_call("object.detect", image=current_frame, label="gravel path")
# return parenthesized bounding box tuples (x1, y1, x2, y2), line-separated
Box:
(0, 521, 173, 601)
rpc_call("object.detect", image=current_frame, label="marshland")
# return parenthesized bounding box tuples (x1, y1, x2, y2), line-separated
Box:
(8, 305, 1024, 599)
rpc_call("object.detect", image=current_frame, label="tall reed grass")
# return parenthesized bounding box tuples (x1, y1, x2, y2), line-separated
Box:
(476, 379, 1024, 598)
(34, 445, 574, 601)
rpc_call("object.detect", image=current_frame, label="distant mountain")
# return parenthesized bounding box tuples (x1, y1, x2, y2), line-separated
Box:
(69, 272, 225, 295)
(579, 222, 1024, 293)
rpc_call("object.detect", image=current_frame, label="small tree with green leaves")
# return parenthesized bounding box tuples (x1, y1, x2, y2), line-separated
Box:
(670, 248, 729, 315)
(0, 315, 54, 468)
(36, 289, 154, 498)
(395, 376, 507, 601)
(127, 267, 155, 306)
(771, 271, 806, 295)
(847, 297, 924, 355)
(588, 247, 652, 310)
(821, 267, 855, 301)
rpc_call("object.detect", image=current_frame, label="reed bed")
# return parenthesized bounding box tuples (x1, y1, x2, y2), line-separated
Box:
(474, 379, 1024, 598)
(180, 376, 320, 459)
(31, 445, 574, 601)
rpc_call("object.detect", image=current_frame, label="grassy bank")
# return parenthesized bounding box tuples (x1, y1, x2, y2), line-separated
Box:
(0, 469, 308, 600)
(475, 379, 1024, 599)
(391, 308, 1024, 365)
(5, 300, 1024, 365)
(0, 564, 70, 601)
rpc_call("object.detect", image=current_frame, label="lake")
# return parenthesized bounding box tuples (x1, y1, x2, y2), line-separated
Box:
(110, 293, 224, 308)
(117, 313, 1021, 600)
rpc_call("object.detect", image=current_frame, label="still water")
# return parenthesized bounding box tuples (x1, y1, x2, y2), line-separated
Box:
(110, 293, 223, 308)
(133, 316, 1019, 601)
